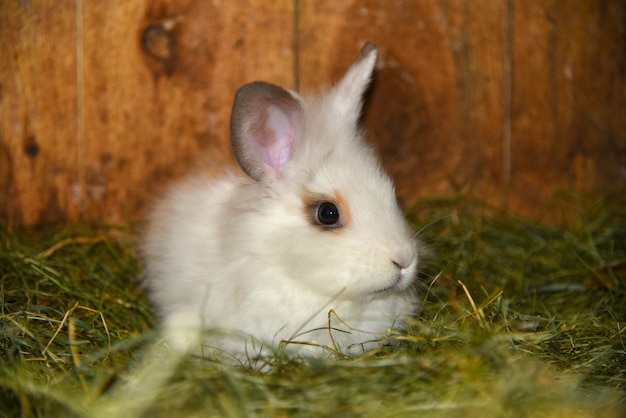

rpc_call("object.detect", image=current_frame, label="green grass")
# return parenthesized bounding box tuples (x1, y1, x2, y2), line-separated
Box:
(1, 193, 625, 417)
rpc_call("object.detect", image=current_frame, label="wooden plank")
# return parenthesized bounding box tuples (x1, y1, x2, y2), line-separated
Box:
(298, 0, 626, 218)
(2, 1, 624, 224)
(81, 0, 296, 222)
(298, 0, 508, 210)
(1, 0, 295, 225)
(510, 0, 626, 217)
(0, 1, 80, 224)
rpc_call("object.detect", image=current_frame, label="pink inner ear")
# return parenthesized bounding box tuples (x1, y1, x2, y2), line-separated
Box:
(255, 104, 296, 174)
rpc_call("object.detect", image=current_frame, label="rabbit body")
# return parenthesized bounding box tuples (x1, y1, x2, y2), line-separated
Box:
(141, 43, 419, 362)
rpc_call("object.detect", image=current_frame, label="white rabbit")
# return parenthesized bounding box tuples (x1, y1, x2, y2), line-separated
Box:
(140, 42, 419, 364)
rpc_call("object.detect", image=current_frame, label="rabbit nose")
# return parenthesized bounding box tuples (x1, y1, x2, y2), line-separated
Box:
(391, 248, 416, 271)
(392, 259, 410, 271)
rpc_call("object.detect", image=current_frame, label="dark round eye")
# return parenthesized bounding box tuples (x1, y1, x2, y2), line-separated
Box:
(317, 202, 340, 226)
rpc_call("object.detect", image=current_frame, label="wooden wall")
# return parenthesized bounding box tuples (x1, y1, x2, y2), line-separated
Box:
(1, 1, 624, 225)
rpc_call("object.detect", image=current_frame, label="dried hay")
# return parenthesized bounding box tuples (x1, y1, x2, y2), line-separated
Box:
(1, 193, 624, 417)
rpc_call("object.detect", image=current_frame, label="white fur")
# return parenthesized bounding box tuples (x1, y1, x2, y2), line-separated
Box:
(140, 43, 419, 363)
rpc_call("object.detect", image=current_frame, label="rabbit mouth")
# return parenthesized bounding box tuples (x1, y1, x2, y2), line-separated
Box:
(373, 274, 403, 294)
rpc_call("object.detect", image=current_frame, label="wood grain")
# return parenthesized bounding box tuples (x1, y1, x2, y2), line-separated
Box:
(1, 0, 294, 225)
(1, 2, 80, 224)
(299, 0, 507, 209)
(299, 0, 625, 217)
(509, 0, 626, 216)
(81, 0, 296, 222)
(1, 1, 624, 225)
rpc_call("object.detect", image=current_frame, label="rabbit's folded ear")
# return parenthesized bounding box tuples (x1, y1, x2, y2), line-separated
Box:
(230, 82, 303, 182)
(330, 42, 377, 125)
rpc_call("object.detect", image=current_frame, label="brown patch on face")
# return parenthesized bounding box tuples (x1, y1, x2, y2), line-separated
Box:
(301, 188, 351, 232)
(332, 189, 352, 227)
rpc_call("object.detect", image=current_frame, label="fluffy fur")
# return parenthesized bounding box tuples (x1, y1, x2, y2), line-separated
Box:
(140, 43, 420, 363)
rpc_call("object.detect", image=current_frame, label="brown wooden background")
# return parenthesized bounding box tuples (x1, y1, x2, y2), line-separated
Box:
(1, 1, 624, 226)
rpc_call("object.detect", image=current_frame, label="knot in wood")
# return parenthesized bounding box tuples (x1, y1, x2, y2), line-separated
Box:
(140, 25, 176, 62)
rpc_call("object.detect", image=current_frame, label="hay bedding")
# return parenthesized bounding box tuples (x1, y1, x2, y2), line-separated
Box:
(0, 195, 624, 417)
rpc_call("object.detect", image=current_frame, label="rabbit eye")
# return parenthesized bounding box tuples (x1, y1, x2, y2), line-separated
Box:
(317, 202, 340, 226)
(303, 192, 347, 231)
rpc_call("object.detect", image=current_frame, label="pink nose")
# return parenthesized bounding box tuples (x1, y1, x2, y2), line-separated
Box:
(391, 247, 416, 270)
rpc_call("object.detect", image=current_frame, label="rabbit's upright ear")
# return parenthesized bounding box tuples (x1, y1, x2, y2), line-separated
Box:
(329, 42, 377, 125)
(230, 82, 304, 182)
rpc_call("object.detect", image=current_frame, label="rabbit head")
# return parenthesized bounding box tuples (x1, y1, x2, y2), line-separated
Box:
(226, 42, 418, 300)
